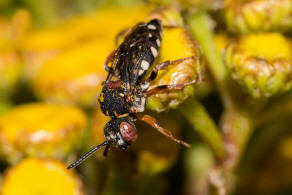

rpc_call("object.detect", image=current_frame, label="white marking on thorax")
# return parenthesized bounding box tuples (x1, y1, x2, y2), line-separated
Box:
(136, 107, 144, 112)
(118, 139, 123, 145)
(140, 82, 150, 91)
(141, 97, 146, 106)
(133, 96, 146, 113)
(117, 134, 126, 145)
(148, 33, 152, 38)
(150, 47, 158, 57)
(148, 24, 156, 30)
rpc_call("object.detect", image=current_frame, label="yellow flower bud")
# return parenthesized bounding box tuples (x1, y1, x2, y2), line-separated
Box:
(147, 6, 184, 27)
(225, 0, 292, 33)
(1, 158, 84, 195)
(0, 103, 87, 163)
(147, 27, 201, 112)
(225, 33, 292, 98)
(33, 40, 111, 107)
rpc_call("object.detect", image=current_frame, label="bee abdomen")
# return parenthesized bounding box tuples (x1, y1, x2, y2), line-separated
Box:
(134, 19, 162, 78)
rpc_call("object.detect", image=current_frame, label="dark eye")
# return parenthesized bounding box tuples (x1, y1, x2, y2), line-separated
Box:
(120, 122, 137, 143)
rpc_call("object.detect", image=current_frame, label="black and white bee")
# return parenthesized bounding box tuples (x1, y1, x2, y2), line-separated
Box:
(67, 19, 194, 170)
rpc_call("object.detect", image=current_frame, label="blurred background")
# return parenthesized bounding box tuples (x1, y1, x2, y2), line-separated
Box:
(0, 0, 292, 195)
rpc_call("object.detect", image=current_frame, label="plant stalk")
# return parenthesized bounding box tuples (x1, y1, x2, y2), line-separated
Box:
(180, 98, 225, 161)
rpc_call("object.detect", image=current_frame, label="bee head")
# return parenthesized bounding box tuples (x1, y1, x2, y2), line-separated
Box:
(67, 117, 137, 170)
(104, 117, 137, 150)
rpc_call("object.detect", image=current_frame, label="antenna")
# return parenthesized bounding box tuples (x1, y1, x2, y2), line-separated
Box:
(67, 141, 109, 170)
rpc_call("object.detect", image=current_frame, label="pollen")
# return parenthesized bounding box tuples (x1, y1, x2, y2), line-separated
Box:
(117, 113, 129, 118)
(99, 94, 104, 102)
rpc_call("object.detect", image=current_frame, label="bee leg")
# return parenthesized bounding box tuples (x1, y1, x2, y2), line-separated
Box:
(162, 24, 180, 29)
(104, 49, 117, 72)
(115, 28, 131, 45)
(145, 80, 197, 96)
(138, 115, 191, 147)
(103, 143, 111, 156)
(147, 56, 195, 82)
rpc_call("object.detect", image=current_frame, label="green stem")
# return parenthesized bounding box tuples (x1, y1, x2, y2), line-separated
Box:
(221, 109, 253, 167)
(187, 12, 256, 194)
(187, 12, 233, 109)
(180, 98, 225, 160)
(186, 11, 256, 165)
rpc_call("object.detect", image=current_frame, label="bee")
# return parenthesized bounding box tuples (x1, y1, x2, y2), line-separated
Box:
(67, 19, 196, 170)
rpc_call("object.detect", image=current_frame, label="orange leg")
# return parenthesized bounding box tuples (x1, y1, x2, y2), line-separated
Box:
(104, 49, 117, 72)
(162, 24, 180, 29)
(138, 115, 191, 148)
(145, 80, 197, 96)
(147, 57, 195, 82)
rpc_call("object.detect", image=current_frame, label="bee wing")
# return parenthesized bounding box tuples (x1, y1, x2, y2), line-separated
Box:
(126, 20, 162, 92)
(105, 19, 162, 93)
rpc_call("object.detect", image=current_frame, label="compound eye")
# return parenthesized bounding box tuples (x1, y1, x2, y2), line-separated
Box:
(120, 122, 137, 143)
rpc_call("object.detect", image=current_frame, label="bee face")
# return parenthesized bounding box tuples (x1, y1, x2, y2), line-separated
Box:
(104, 117, 137, 149)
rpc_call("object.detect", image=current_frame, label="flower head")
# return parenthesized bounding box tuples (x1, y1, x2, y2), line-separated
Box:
(225, 33, 292, 98)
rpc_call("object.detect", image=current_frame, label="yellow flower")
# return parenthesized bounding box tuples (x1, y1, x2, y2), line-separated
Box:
(225, 0, 292, 33)
(1, 158, 84, 195)
(147, 27, 201, 112)
(33, 40, 111, 107)
(20, 5, 152, 79)
(28, 5, 152, 106)
(225, 33, 292, 98)
(146, 6, 184, 27)
(0, 103, 87, 163)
